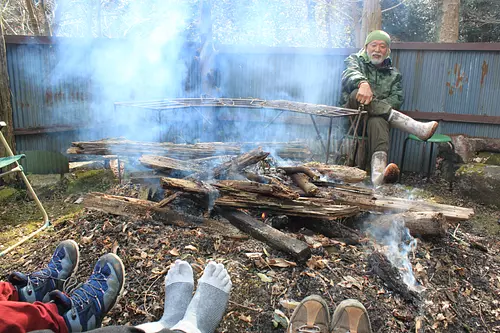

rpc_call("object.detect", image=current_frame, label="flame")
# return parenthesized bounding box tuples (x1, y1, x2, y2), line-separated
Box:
(261, 212, 267, 220)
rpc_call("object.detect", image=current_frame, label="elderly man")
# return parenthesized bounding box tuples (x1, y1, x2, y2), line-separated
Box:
(340, 30, 438, 186)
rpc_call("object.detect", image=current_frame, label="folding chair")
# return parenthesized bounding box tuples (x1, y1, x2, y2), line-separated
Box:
(0, 121, 51, 257)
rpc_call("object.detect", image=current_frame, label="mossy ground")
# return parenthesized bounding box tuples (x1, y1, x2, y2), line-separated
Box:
(0, 169, 117, 250)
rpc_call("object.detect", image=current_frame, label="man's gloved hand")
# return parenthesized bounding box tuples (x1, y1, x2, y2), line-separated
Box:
(356, 81, 373, 105)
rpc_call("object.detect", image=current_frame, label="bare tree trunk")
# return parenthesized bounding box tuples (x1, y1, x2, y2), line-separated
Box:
(40, 0, 53, 36)
(360, 0, 382, 47)
(0, 22, 15, 156)
(351, 0, 362, 47)
(25, 0, 41, 35)
(439, 0, 460, 42)
(325, 0, 333, 48)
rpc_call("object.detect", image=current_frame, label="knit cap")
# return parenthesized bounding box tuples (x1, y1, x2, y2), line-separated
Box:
(365, 30, 391, 46)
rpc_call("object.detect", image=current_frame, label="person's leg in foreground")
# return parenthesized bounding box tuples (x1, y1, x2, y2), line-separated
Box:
(347, 89, 437, 186)
(287, 295, 372, 333)
(0, 240, 79, 333)
(137, 260, 232, 333)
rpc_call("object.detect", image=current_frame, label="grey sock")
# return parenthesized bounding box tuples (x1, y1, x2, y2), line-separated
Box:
(136, 260, 194, 332)
(171, 261, 232, 333)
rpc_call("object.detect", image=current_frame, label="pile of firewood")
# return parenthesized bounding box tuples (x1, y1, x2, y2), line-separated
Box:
(70, 139, 475, 265)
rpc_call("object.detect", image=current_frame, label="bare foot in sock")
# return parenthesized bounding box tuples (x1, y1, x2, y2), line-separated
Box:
(136, 260, 194, 333)
(171, 261, 232, 333)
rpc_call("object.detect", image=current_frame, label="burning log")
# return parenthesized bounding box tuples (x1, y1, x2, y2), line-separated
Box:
(242, 171, 276, 184)
(290, 173, 320, 196)
(161, 178, 358, 219)
(304, 219, 362, 245)
(217, 208, 311, 262)
(188, 147, 269, 180)
(321, 185, 474, 222)
(68, 139, 311, 160)
(304, 162, 367, 183)
(214, 180, 299, 200)
(215, 194, 358, 220)
(368, 251, 422, 304)
(139, 155, 201, 174)
(84, 192, 244, 237)
(367, 212, 448, 239)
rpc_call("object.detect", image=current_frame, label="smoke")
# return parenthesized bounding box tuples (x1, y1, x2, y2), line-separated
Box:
(365, 216, 423, 292)
(48, 0, 349, 156)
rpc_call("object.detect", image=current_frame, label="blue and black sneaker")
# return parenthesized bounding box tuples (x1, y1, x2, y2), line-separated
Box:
(49, 253, 125, 332)
(8, 239, 80, 303)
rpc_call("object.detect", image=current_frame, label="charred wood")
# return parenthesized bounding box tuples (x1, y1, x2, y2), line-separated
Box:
(304, 162, 367, 183)
(139, 155, 201, 173)
(278, 166, 320, 180)
(368, 251, 422, 304)
(188, 148, 269, 180)
(217, 208, 311, 262)
(84, 192, 243, 237)
(213, 180, 300, 200)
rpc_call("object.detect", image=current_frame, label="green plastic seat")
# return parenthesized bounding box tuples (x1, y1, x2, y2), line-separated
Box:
(0, 154, 25, 169)
(400, 133, 454, 184)
(407, 133, 452, 143)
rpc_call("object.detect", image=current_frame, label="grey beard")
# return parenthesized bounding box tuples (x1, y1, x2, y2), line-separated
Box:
(370, 57, 384, 65)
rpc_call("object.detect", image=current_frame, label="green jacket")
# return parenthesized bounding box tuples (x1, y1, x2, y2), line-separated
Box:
(340, 50, 404, 110)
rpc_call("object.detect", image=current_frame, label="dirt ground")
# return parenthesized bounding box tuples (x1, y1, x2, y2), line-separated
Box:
(0, 170, 499, 333)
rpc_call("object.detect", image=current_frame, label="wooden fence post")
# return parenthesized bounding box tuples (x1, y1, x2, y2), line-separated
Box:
(0, 26, 16, 156)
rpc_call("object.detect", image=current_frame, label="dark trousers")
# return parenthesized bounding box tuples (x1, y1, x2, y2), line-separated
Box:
(346, 90, 391, 156)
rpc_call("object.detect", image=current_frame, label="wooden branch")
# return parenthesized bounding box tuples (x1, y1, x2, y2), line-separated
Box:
(304, 162, 367, 183)
(322, 185, 474, 222)
(303, 218, 362, 245)
(214, 180, 299, 200)
(367, 212, 448, 238)
(278, 166, 319, 180)
(156, 192, 180, 208)
(84, 192, 243, 237)
(189, 148, 269, 180)
(215, 193, 358, 220)
(217, 208, 311, 262)
(139, 155, 201, 173)
(161, 177, 213, 195)
(368, 251, 422, 304)
(290, 173, 320, 196)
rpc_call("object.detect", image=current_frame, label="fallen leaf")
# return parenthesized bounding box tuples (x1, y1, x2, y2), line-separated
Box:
(273, 309, 289, 328)
(184, 245, 198, 252)
(245, 252, 263, 259)
(169, 248, 179, 256)
(256, 272, 273, 283)
(279, 299, 300, 309)
(238, 314, 252, 323)
(82, 234, 94, 244)
(267, 258, 297, 268)
(263, 247, 270, 257)
(111, 241, 119, 254)
(140, 251, 148, 259)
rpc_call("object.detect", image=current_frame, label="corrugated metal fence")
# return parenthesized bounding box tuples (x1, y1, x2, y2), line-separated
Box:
(5, 37, 500, 172)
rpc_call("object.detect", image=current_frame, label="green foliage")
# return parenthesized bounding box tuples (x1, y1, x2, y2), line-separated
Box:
(460, 0, 500, 42)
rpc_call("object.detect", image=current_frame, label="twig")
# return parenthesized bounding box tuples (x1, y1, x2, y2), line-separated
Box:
(228, 300, 263, 312)
(478, 304, 491, 333)
(453, 223, 460, 237)
(143, 274, 163, 316)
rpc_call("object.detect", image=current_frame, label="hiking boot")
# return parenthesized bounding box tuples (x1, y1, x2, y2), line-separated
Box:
(49, 253, 125, 332)
(8, 240, 79, 303)
(288, 295, 330, 333)
(331, 299, 372, 333)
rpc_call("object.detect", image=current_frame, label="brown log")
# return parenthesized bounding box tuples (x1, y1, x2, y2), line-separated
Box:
(304, 162, 367, 183)
(278, 166, 319, 180)
(161, 177, 213, 195)
(67, 139, 310, 160)
(368, 251, 422, 304)
(139, 155, 201, 173)
(214, 180, 299, 200)
(217, 208, 311, 262)
(290, 173, 319, 196)
(242, 171, 275, 184)
(322, 185, 474, 222)
(84, 192, 244, 237)
(189, 148, 269, 180)
(156, 192, 181, 208)
(215, 193, 358, 220)
(367, 212, 448, 238)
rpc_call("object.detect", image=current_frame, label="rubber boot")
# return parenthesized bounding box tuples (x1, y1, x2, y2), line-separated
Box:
(371, 152, 400, 186)
(388, 110, 438, 141)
